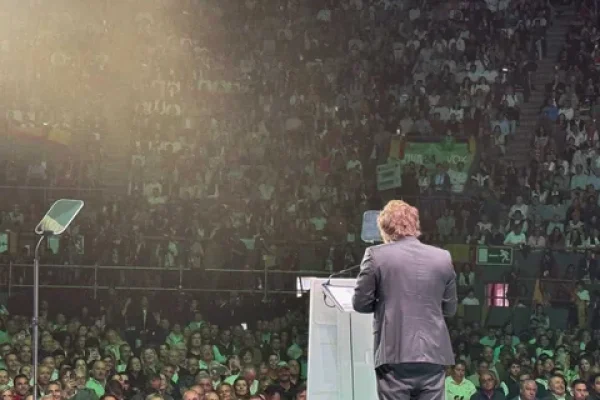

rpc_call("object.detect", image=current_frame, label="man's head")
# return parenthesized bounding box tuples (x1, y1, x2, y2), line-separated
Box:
(0, 344, 12, 358)
(42, 356, 56, 371)
(210, 325, 219, 339)
(196, 374, 213, 394)
(220, 330, 231, 345)
(47, 381, 62, 400)
(270, 337, 281, 351)
(591, 374, 600, 394)
(161, 364, 176, 382)
(216, 383, 232, 400)
(509, 361, 521, 378)
(482, 346, 494, 363)
(5, 353, 20, 373)
(14, 374, 30, 396)
(167, 350, 180, 366)
(295, 384, 306, 400)
(573, 379, 589, 400)
(549, 375, 566, 396)
(119, 344, 132, 362)
(288, 360, 300, 377)
(277, 362, 290, 382)
(200, 345, 213, 362)
(520, 379, 537, 400)
(190, 332, 202, 348)
(0, 369, 9, 386)
(147, 373, 162, 392)
(38, 366, 52, 385)
(377, 200, 421, 243)
(91, 361, 107, 382)
(187, 357, 199, 376)
(183, 389, 202, 400)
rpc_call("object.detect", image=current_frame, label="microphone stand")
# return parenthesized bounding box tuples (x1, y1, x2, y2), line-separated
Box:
(324, 264, 362, 286)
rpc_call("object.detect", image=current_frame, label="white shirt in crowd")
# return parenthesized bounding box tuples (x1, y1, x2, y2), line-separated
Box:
(448, 168, 468, 193)
(309, 216, 327, 231)
(346, 159, 362, 171)
(509, 203, 529, 219)
(577, 289, 590, 302)
(504, 231, 526, 245)
(462, 296, 480, 306)
(458, 271, 475, 287)
(477, 221, 493, 233)
(259, 183, 275, 200)
(503, 93, 519, 108)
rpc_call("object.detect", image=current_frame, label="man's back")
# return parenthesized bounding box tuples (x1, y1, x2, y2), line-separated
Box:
(353, 237, 457, 368)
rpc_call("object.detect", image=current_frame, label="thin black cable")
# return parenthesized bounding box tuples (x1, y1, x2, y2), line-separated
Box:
(323, 293, 336, 308)
(323, 281, 355, 309)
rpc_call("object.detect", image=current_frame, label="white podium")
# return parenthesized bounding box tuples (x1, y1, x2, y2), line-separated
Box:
(307, 278, 377, 400)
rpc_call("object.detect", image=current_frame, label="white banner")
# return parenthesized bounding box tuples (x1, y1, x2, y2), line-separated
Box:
(376, 162, 402, 191)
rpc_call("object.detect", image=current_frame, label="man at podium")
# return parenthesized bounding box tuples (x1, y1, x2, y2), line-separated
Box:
(352, 200, 458, 400)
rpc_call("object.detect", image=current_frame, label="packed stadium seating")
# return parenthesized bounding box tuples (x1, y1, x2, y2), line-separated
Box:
(3, 0, 600, 399)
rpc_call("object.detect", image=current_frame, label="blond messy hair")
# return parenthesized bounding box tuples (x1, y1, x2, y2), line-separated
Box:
(377, 200, 421, 243)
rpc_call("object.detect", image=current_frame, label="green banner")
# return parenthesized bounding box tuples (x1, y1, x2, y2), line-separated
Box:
(399, 140, 473, 171)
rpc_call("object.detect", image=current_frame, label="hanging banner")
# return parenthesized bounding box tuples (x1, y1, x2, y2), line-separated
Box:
(7, 123, 72, 147)
(388, 138, 474, 172)
(376, 162, 402, 191)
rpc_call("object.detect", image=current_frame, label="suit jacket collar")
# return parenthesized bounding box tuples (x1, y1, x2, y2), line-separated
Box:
(392, 236, 419, 243)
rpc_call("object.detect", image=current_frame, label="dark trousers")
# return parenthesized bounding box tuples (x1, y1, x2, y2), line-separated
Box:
(376, 363, 445, 400)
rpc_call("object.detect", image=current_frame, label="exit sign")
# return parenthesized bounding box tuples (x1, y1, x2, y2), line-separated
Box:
(477, 246, 513, 266)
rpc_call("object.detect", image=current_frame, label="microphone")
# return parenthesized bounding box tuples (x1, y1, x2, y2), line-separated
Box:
(324, 264, 362, 286)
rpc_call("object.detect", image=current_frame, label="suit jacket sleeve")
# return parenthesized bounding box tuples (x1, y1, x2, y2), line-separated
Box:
(442, 264, 458, 317)
(353, 247, 378, 313)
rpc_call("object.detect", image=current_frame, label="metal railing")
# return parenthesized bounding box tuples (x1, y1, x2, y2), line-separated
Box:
(0, 185, 105, 207)
(499, 275, 581, 307)
(1, 234, 593, 305)
(1, 262, 332, 300)
(398, 194, 474, 220)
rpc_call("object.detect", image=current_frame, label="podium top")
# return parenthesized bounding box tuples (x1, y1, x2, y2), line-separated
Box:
(322, 283, 355, 312)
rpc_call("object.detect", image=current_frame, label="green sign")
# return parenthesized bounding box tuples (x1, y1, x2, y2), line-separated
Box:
(476, 246, 514, 266)
(399, 140, 473, 172)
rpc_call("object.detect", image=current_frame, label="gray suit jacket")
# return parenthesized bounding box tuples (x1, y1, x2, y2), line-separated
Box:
(352, 237, 457, 368)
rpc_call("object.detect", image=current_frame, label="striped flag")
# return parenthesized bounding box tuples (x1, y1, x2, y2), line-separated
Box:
(388, 137, 406, 160)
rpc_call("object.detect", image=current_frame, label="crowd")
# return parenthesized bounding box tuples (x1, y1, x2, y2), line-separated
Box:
(0, 293, 307, 400)
(441, 0, 600, 391)
(443, 313, 600, 400)
(437, 0, 600, 253)
(5, 0, 600, 399)
(0, 0, 559, 280)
